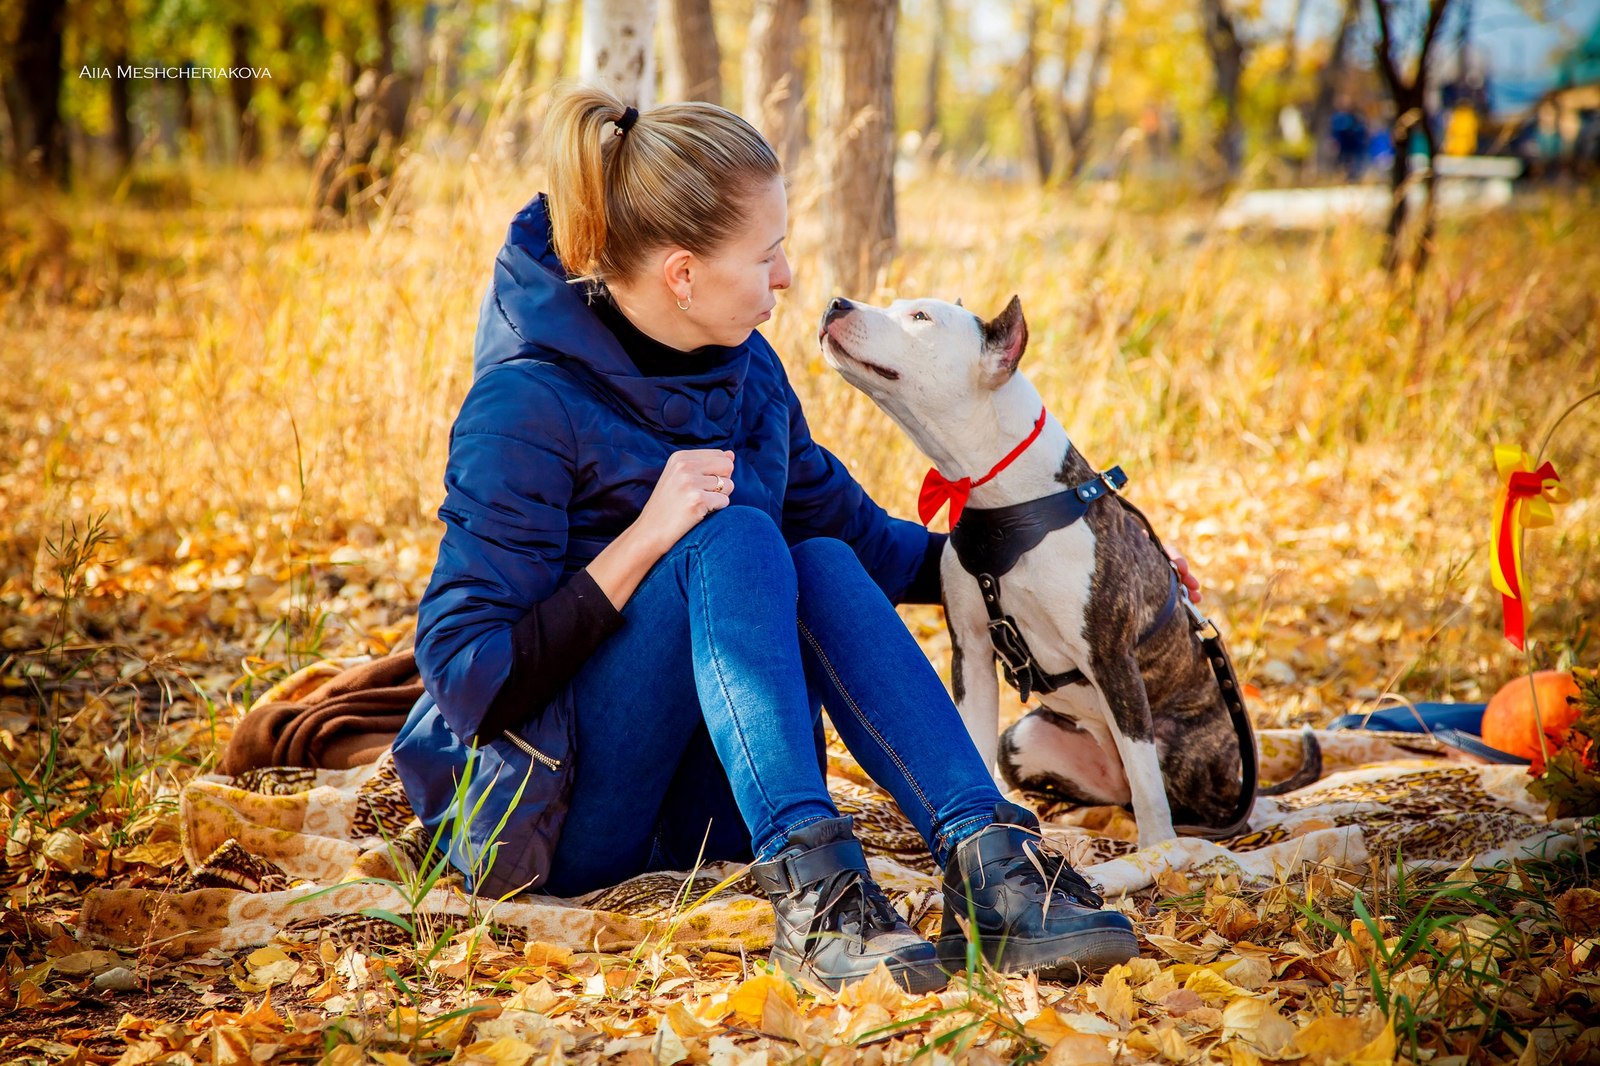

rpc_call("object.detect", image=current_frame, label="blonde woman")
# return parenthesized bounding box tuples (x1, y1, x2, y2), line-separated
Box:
(393, 86, 1139, 992)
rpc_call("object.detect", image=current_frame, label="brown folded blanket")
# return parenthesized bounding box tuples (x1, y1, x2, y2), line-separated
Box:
(220, 651, 424, 775)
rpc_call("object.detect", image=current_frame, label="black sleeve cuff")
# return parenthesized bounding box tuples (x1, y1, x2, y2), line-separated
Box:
(476, 568, 625, 743)
(897, 532, 948, 605)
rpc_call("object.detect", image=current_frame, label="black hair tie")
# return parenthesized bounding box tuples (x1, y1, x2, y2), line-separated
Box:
(615, 106, 639, 135)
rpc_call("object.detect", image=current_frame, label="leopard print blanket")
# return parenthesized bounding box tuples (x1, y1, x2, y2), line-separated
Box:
(78, 729, 1579, 958)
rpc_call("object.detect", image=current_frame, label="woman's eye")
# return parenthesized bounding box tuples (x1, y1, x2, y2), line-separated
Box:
(911, 311, 930, 322)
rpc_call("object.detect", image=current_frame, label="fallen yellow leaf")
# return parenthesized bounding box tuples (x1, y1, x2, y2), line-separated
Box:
(523, 942, 574, 969)
(119, 840, 185, 867)
(1146, 933, 1225, 964)
(1043, 1034, 1115, 1065)
(1087, 966, 1135, 1028)
(835, 962, 909, 1013)
(1293, 1011, 1393, 1066)
(245, 946, 299, 990)
(664, 1001, 714, 1039)
(50, 949, 120, 975)
(726, 970, 797, 1025)
(651, 1020, 689, 1066)
(503, 979, 560, 1015)
(1183, 967, 1253, 1004)
(761, 983, 810, 1044)
(1221, 997, 1297, 1056)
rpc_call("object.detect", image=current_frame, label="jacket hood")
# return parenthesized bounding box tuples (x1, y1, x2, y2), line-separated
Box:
(475, 193, 755, 443)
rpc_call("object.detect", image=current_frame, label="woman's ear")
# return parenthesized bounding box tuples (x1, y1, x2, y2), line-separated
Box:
(661, 248, 695, 302)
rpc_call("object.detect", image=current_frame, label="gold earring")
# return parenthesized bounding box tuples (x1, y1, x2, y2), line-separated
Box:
(676, 296, 692, 311)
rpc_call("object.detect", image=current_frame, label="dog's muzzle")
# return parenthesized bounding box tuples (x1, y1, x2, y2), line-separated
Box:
(819, 298, 900, 381)
(821, 297, 854, 330)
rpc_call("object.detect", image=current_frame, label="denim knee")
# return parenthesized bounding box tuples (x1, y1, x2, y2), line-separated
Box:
(790, 535, 856, 574)
(680, 504, 791, 561)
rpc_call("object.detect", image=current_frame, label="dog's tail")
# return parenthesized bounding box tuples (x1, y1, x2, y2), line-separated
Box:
(1257, 727, 1322, 796)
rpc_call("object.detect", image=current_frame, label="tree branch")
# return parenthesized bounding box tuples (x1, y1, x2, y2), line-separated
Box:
(1371, 0, 1405, 95)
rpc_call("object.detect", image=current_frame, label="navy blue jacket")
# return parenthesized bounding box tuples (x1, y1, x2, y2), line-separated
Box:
(392, 195, 935, 898)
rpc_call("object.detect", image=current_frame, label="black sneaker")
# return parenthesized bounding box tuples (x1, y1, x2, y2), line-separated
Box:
(938, 802, 1139, 981)
(750, 816, 946, 994)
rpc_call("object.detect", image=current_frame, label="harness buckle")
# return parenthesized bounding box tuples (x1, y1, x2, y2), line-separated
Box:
(1182, 592, 1220, 641)
(1099, 470, 1121, 495)
(987, 616, 1037, 673)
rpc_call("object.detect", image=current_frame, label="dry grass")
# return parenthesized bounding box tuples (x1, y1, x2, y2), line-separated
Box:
(2, 159, 1596, 722)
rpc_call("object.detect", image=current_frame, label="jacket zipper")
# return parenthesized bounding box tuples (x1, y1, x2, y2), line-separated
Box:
(504, 731, 562, 772)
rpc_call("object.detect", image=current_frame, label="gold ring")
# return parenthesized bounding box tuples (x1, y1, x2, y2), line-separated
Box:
(714, 475, 725, 494)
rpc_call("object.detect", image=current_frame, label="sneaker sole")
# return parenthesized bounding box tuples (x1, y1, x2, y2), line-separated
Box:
(771, 951, 950, 995)
(935, 924, 1139, 983)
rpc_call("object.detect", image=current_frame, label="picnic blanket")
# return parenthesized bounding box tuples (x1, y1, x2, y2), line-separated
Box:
(78, 721, 1581, 960)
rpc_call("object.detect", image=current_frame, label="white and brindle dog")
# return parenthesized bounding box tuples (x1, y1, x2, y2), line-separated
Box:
(818, 294, 1316, 849)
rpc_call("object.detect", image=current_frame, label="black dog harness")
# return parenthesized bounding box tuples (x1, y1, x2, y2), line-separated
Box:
(950, 466, 1260, 839)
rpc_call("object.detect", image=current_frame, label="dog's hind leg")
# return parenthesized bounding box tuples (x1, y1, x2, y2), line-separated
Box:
(998, 708, 1131, 805)
(1087, 653, 1176, 848)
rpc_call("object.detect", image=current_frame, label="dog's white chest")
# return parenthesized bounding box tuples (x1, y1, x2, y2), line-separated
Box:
(982, 520, 1099, 674)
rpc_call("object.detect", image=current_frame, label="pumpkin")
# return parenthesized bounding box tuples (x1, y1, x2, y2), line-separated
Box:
(1481, 671, 1582, 764)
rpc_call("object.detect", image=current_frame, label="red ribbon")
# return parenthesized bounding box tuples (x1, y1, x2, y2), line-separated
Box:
(918, 406, 1048, 529)
(1496, 461, 1561, 650)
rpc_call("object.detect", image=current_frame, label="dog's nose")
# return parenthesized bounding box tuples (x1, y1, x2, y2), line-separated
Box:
(823, 297, 852, 325)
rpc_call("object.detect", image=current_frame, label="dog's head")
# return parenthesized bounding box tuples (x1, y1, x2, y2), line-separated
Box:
(818, 294, 1028, 405)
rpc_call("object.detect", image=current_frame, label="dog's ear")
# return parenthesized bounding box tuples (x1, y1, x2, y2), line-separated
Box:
(979, 295, 1027, 388)
(954, 297, 964, 308)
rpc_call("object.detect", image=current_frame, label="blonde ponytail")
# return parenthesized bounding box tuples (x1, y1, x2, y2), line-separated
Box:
(541, 82, 782, 286)
(544, 86, 630, 282)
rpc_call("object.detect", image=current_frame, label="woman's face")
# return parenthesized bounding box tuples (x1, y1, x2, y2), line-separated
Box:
(685, 176, 791, 347)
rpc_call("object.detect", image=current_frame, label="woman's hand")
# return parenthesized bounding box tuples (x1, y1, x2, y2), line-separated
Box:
(1166, 545, 1202, 604)
(588, 449, 735, 609)
(632, 448, 736, 554)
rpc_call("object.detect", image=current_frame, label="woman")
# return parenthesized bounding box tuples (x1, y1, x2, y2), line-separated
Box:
(393, 85, 1139, 993)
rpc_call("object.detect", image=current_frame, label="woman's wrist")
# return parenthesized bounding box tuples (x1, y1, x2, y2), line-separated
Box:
(588, 522, 668, 609)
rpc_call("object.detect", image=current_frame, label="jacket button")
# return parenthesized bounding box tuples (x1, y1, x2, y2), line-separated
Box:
(705, 387, 732, 420)
(662, 394, 693, 428)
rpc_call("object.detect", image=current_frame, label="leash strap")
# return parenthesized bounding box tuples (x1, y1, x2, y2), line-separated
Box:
(1177, 626, 1260, 839)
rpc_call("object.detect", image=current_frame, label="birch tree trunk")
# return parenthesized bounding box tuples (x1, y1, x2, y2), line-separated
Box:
(1199, 0, 1245, 178)
(1057, 0, 1116, 180)
(921, 0, 948, 139)
(818, 0, 896, 296)
(663, 0, 722, 103)
(582, 0, 658, 107)
(744, 0, 807, 171)
(1019, 0, 1053, 185)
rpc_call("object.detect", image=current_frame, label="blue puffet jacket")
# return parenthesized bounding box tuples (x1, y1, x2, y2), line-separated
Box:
(392, 195, 934, 899)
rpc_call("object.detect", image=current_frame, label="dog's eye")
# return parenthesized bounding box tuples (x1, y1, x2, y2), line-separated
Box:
(911, 311, 931, 322)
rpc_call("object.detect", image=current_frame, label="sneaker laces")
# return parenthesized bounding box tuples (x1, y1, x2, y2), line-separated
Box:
(1000, 825, 1104, 920)
(814, 869, 905, 943)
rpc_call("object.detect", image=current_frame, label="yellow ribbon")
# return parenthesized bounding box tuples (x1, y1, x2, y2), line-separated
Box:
(1491, 445, 1570, 650)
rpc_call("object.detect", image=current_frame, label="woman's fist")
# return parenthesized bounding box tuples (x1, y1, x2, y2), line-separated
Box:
(633, 448, 736, 554)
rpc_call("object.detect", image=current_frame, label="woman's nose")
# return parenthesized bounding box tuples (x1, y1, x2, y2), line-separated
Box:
(772, 251, 792, 290)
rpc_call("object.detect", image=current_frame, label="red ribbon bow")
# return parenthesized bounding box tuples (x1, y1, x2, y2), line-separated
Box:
(918, 406, 1048, 529)
(1492, 449, 1569, 650)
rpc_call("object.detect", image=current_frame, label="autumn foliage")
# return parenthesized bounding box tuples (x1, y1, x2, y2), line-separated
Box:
(2, 160, 1598, 1063)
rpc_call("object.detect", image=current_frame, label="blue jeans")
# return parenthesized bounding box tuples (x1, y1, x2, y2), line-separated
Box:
(541, 505, 1003, 898)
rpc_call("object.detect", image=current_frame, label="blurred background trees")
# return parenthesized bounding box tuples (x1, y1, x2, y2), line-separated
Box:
(0, 0, 1592, 274)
